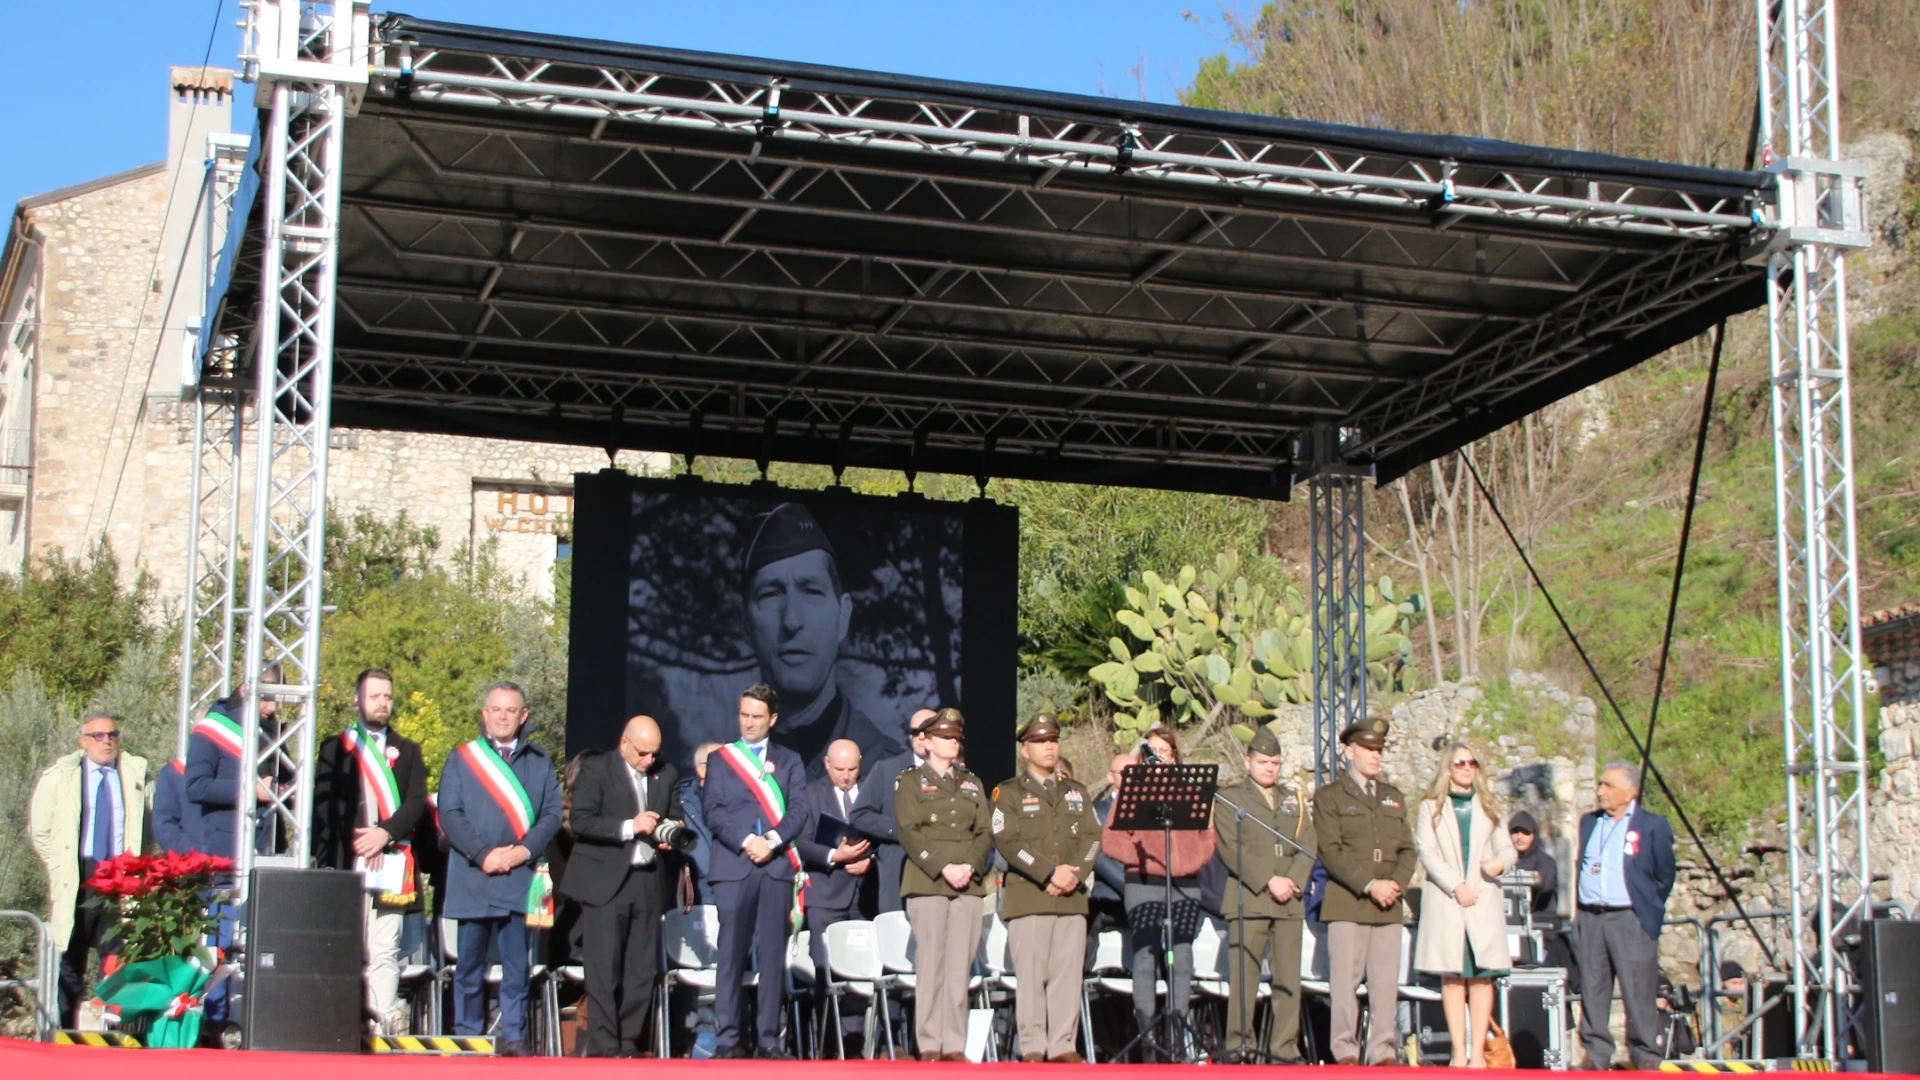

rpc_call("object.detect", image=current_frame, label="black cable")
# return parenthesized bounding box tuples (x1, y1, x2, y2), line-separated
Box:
(1640, 321, 1726, 777)
(87, 0, 230, 538)
(1459, 452, 1777, 970)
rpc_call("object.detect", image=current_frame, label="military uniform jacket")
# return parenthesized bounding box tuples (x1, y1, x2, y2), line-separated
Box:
(894, 763, 992, 899)
(992, 771, 1100, 919)
(1312, 772, 1415, 926)
(1214, 777, 1318, 921)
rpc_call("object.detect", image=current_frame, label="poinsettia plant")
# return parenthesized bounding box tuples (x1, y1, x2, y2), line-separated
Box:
(85, 852, 234, 965)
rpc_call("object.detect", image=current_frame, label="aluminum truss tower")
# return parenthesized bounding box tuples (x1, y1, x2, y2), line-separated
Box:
(1755, 0, 1873, 1062)
(1302, 427, 1370, 785)
(212, 0, 369, 895)
(174, 137, 251, 760)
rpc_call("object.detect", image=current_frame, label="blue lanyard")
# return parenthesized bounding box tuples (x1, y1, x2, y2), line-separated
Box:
(1587, 813, 1627, 872)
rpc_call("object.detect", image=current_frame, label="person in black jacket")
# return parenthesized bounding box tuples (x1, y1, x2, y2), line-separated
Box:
(1509, 811, 1575, 975)
(312, 668, 430, 1035)
(566, 715, 686, 1057)
(848, 708, 935, 914)
(796, 738, 878, 1054)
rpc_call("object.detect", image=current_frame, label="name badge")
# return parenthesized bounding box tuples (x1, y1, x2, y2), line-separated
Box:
(1372, 847, 1383, 863)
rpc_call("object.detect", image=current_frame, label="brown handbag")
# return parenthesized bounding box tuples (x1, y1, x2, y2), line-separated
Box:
(1485, 1020, 1517, 1070)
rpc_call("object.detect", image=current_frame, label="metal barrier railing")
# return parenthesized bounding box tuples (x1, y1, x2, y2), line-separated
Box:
(0, 910, 56, 1041)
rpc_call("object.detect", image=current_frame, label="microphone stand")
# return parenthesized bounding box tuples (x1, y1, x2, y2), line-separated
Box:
(1213, 791, 1316, 1065)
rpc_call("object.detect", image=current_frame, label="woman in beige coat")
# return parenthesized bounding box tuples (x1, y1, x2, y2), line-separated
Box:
(1413, 742, 1517, 1067)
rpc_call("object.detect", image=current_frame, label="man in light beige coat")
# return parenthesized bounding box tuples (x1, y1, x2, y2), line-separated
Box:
(29, 712, 150, 1028)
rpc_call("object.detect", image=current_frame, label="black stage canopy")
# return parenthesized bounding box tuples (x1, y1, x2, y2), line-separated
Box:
(208, 14, 1772, 495)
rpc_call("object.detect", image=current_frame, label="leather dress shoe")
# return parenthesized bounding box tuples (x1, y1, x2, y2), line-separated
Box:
(757, 1047, 794, 1059)
(1337, 1058, 1359, 1066)
(920, 1052, 943, 1062)
(1048, 1052, 1085, 1064)
(941, 1052, 969, 1062)
(1020, 1053, 1047, 1063)
(496, 1041, 530, 1057)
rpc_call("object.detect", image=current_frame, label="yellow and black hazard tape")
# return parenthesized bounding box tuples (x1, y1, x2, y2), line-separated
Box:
(1658, 1062, 1835, 1073)
(364, 1034, 496, 1054)
(53, 1031, 142, 1048)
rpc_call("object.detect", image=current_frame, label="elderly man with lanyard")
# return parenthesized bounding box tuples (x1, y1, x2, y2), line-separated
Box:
(436, 681, 563, 1056)
(738, 502, 903, 775)
(1574, 760, 1676, 1070)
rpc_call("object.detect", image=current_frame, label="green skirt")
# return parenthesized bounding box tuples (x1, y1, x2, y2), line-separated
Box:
(1463, 936, 1510, 980)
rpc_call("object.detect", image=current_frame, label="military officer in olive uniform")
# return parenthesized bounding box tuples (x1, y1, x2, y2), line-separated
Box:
(1214, 726, 1318, 1063)
(895, 707, 992, 1061)
(993, 715, 1101, 1063)
(1314, 716, 1417, 1066)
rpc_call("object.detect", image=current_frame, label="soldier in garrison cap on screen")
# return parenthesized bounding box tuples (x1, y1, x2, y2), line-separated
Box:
(739, 503, 903, 777)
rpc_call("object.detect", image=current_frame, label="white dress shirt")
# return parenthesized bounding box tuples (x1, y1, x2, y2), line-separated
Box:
(615, 761, 656, 866)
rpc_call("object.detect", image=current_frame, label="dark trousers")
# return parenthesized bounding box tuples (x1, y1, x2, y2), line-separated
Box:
(455, 916, 530, 1044)
(1575, 907, 1663, 1068)
(581, 865, 665, 1056)
(714, 873, 792, 1052)
(807, 902, 864, 1051)
(57, 889, 116, 1028)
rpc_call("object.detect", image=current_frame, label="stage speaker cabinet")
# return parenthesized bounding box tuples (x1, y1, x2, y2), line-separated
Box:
(1861, 919, 1920, 1074)
(242, 867, 364, 1052)
(1497, 967, 1570, 1070)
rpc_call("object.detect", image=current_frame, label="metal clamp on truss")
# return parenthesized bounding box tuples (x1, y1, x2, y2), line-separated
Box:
(1113, 126, 1139, 174)
(1291, 423, 1371, 484)
(748, 80, 787, 166)
(240, 0, 371, 102)
(1749, 156, 1871, 257)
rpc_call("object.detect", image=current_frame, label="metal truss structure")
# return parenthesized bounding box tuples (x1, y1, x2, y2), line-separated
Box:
(174, 137, 251, 760)
(1303, 428, 1369, 788)
(175, 9, 1868, 1060)
(197, 0, 370, 893)
(1755, 0, 1873, 1061)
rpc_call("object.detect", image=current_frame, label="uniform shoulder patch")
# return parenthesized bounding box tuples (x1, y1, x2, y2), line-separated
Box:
(991, 784, 1002, 800)
(992, 808, 1005, 834)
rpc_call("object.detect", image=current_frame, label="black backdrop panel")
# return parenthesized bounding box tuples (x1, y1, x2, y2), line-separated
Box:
(568, 471, 1018, 786)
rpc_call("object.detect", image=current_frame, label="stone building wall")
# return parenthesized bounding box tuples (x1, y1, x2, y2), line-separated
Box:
(11, 147, 660, 603)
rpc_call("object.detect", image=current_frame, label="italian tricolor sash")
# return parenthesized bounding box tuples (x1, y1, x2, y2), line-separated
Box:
(716, 741, 807, 926)
(192, 711, 244, 757)
(343, 722, 402, 823)
(457, 739, 535, 840)
(345, 724, 416, 905)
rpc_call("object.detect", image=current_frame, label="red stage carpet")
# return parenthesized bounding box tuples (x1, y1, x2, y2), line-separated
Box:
(6, 1039, 1904, 1078)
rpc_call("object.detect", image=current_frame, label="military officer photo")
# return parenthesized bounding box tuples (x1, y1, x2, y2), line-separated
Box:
(894, 707, 992, 1061)
(1213, 726, 1318, 1064)
(1313, 716, 1416, 1066)
(739, 502, 904, 774)
(992, 715, 1100, 1063)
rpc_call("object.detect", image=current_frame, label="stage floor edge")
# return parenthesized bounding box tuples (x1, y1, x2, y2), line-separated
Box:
(5, 1040, 1903, 1078)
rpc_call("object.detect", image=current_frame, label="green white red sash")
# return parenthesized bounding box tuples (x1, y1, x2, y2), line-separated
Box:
(457, 739, 535, 840)
(716, 741, 807, 925)
(193, 711, 244, 757)
(343, 722, 402, 822)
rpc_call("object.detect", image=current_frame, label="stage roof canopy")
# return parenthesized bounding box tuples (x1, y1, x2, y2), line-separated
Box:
(208, 13, 1773, 496)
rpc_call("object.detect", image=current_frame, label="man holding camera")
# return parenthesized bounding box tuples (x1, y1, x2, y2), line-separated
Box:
(563, 714, 688, 1057)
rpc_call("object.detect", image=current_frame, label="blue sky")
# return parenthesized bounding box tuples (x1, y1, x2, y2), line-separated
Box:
(2, 1, 1243, 213)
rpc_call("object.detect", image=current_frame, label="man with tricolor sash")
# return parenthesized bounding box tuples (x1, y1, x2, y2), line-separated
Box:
(437, 681, 563, 1057)
(702, 682, 810, 1059)
(184, 670, 282, 859)
(313, 669, 429, 1036)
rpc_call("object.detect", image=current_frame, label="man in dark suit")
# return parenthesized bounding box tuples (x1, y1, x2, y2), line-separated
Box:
(185, 671, 282, 859)
(1574, 761, 1676, 1070)
(312, 668, 431, 1035)
(848, 708, 934, 914)
(151, 757, 194, 856)
(566, 715, 686, 1057)
(438, 681, 565, 1056)
(797, 738, 878, 1053)
(703, 682, 810, 1058)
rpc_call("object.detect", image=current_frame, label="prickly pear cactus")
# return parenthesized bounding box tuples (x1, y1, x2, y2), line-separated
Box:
(1086, 554, 1419, 749)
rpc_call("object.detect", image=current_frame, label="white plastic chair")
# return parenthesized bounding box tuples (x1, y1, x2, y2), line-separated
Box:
(823, 919, 895, 1059)
(788, 929, 816, 1059)
(1082, 929, 1152, 1063)
(656, 905, 722, 1055)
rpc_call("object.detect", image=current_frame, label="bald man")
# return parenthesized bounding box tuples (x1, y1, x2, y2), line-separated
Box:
(850, 708, 937, 913)
(566, 715, 686, 1056)
(798, 739, 878, 1052)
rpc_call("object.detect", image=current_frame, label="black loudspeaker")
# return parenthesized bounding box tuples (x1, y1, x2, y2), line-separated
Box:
(1861, 919, 1920, 1073)
(242, 867, 364, 1052)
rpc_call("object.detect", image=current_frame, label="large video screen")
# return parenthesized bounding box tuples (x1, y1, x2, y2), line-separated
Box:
(567, 471, 1018, 785)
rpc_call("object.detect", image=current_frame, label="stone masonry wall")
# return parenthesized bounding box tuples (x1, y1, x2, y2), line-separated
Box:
(22, 166, 662, 601)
